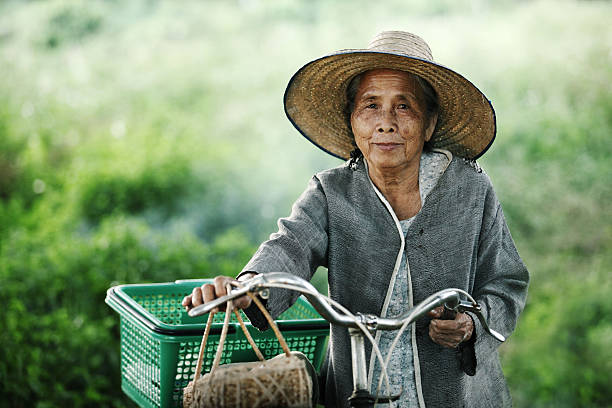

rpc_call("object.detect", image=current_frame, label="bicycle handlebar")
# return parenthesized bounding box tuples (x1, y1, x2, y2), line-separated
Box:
(187, 272, 505, 342)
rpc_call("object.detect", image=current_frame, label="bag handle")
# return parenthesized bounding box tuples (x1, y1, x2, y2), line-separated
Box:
(191, 283, 292, 383)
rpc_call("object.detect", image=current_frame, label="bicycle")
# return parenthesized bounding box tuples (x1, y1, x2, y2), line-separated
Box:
(188, 272, 505, 408)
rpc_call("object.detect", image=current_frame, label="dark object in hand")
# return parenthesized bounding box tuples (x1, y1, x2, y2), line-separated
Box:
(439, 307, 476, 376)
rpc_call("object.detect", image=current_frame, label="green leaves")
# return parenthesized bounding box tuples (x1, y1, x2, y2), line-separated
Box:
(0, 211, 256, 406)
(79, 159, 193, 222)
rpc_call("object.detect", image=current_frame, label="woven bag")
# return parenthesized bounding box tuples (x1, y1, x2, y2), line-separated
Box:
(183, 291, 316, 408)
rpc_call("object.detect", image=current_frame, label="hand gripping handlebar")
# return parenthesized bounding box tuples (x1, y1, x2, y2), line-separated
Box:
(188, 272, 504, 342)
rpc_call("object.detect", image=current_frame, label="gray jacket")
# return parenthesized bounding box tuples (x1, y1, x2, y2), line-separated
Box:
(242, 156, 529, 407)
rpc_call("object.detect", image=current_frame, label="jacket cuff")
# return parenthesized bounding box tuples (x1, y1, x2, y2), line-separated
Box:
(236, 270, 258, 281)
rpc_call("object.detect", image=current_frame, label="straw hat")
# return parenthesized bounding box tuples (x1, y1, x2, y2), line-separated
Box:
(284, 31, 496, 160)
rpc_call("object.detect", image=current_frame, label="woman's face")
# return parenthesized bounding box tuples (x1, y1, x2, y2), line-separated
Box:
(350, 69, 437, 174)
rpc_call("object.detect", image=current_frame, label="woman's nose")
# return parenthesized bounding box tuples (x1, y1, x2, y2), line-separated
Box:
(377, 109, 396, 133)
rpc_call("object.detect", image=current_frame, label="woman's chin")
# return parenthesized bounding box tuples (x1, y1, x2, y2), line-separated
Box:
(366, 150, 419, 171)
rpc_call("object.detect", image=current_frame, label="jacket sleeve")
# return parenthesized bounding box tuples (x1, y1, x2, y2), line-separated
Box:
(468, 186, 530, 371)
(240, 175, 329, 330)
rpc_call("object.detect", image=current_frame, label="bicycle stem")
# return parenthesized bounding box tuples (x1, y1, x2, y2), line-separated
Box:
(349, 327, 368, 391)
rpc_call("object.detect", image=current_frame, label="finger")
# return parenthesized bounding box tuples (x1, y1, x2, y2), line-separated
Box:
(202, 283, 222, 313)
(200, 276, 253, 311)
(213, 276, 231, 299)
(182, 294, 192, 308)
(213, 276, 253, 310)
(430, 323, 462, 341)
(433, 314, 473, 339)
(202, 283, 216, 303)
(457, 313, 474, 341)
(456, 312, 473, 327)
(430, 319, 461, 333)
(440, 339, 459, 348)
(191, 287, 203, 307)
(429, 325, 456, 348)
(432, 329, 466, 346)
(430, 321, 465, 346)
(429, 329, 463, 348)
(427, 306, 444, 318)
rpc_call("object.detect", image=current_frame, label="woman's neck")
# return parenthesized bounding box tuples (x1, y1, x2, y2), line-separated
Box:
(366, 157, 422, 220)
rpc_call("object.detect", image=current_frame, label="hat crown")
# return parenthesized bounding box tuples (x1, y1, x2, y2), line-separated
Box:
(367, 31, 434, 62)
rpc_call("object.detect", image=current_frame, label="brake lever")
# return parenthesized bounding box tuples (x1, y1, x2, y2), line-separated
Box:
(454, 300, 506, 342)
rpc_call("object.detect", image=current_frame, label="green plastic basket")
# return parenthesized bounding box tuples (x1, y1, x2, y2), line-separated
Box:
(106, 280, 329, 408)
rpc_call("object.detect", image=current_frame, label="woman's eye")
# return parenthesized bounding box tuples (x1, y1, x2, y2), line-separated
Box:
(366, 103, 377, 109)
(397, 103, 409, 110)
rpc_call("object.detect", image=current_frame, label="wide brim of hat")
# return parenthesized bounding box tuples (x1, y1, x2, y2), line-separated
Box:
(284, 50, 496, 161)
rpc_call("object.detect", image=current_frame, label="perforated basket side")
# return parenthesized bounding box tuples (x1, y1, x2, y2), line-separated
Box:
(120, 316, 162, 408)
(107, 282, 330, 407)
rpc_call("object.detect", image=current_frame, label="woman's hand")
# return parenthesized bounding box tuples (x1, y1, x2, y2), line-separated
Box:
(428, 306, 474, 348)
(181, 273, 258, 313)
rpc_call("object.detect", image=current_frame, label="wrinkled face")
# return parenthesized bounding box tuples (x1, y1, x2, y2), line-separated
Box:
(350, 69, 437, 174)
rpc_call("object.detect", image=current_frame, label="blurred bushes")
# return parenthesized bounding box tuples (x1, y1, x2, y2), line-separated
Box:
(0, 107, 36, 206)
(505, 269, 612, 407)
(489, 35, 612, 405)
(42, 1, 103, 49)
(79, 159, 193, 222)
(0, 206, 255, 406)
(0, 124, 260, 405)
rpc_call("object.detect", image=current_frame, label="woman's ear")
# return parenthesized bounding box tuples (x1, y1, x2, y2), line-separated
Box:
(424, 112, 438, 142)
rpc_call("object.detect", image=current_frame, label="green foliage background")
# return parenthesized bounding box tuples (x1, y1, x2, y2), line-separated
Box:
(0, 0, 610, 406)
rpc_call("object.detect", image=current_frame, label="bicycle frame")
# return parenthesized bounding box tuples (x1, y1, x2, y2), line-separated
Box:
(188, 272, 505, 407)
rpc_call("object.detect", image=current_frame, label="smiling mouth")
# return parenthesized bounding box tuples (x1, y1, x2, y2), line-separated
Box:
(373, 142, 402, 151)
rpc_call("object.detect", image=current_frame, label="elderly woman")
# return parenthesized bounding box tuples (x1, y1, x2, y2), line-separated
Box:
(183, 31, 529, 407)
